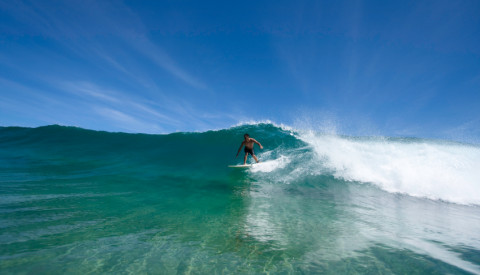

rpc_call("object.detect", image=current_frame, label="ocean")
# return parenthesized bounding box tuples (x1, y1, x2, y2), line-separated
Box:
(1, 123, 479, 274)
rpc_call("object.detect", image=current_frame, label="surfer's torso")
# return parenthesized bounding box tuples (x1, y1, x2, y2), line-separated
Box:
(243, 138, 256, 149)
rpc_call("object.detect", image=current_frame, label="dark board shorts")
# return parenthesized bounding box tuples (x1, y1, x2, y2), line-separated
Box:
(244, 147, 254, 155)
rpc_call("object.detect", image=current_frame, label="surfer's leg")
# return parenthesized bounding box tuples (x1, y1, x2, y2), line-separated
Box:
(244, 153, 248, 165)
(252, 154, 259, 163)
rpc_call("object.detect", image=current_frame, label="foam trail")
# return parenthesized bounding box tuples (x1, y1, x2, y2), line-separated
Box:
(300, 132, 480, 205)
(250, 155, 290, 173)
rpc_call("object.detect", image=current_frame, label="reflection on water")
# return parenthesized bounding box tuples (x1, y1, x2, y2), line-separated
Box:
(241, 174, 480, 273)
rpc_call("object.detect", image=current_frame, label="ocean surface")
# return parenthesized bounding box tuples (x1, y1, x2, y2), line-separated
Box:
(1, 123, 480, 274)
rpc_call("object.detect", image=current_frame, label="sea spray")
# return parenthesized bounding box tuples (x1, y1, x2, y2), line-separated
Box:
(298, 131, 480, 205)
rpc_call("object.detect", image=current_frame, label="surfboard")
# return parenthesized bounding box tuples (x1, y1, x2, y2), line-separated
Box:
(228, 164, 252, 168)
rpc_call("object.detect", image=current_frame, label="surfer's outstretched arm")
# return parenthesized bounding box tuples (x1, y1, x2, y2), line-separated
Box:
(235, 142, 245, 158)
(252, 139, 263, 149)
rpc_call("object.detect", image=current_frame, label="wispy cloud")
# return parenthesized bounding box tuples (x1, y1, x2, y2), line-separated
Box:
(1, 0, 206, 90)
(129, 38, 208, 90)
(61, 81, 120, 104)
(58, 81, 184, 131)
(94, 107, 163, 133)
(57, 80, 237, 132)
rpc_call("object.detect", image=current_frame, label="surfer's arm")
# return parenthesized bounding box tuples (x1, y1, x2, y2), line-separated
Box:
(252, 139, 263, 149)
(236, 142, 245, 157)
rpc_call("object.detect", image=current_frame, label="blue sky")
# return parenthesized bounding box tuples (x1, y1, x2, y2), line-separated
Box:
(1, 1, 479, 141)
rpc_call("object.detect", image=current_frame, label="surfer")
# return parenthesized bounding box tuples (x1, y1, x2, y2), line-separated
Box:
(236, 133, 263, 164)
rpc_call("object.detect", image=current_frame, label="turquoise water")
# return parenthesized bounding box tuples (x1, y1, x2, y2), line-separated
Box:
(1, 123, 480, 274)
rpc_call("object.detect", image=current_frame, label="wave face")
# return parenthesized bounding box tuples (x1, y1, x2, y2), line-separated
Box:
(2, 123, 480, 274)
(2, 124, 480, 205)
(0, 124, 300, 184)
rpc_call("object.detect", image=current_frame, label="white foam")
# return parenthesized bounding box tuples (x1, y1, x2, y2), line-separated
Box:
(299, 132, 480, 205)
(250, 155, 291, 173)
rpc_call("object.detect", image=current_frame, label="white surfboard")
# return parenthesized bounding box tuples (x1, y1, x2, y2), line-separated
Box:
(228, 164, 253, 168)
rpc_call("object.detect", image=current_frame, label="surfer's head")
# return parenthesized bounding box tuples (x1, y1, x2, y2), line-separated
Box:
(244, 133, 249, 139)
